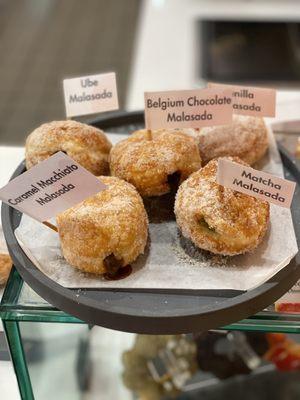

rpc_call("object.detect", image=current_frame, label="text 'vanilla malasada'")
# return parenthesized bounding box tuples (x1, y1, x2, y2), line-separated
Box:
(217, 159, 295, 208)
(208, 82, 276, 118)
(0, 152, 106, 222)
(63, 72, 119, 118)
(144, 88, 233, 130)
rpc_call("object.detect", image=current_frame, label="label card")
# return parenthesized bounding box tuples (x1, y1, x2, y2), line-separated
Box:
(0, 152, 107, 222)
(144, 88, 233, 130)
(63, 72, 119, 118)
(208, 82, 276, 117)
(217, 159, 296, 208)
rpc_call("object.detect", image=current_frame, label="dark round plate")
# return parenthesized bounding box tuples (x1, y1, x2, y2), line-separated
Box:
(2, 111, 300, 334)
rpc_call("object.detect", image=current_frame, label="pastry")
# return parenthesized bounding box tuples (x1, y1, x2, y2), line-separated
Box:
(174, 157, 270, 255)
(25, 120, 112, 175)
(56, 176, 148, 276)
(192, 115, 269, 165)
(110, 129, 201, 197)
(0, 253, 12, 286)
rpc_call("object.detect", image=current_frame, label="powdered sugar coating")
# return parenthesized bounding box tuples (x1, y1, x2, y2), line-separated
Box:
(174, 157, 270, 255)
(110, 129, 201, 197)
(192, 115, 268, 165)
(25, 120, 112, 175)
(56, 176, 148, 275)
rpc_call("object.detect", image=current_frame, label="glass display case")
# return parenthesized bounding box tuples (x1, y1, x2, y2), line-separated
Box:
(2, 2, 300, 399)
(2, 267, 300, 400)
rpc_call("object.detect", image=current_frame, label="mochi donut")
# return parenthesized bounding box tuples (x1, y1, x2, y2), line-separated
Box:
(193, 115, 268, 165)
(110, 129, 201, 197)
(25, 120, 112, 175)
(56, 176, 148, 276)
(174, 157, 270, 256)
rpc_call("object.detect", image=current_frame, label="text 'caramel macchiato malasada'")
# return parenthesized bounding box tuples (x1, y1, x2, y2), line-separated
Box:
(175, 157, 270, 256)
(110, 129, 201, 197)
(56, 176, 148, 276)
(193, 115, 269, 165)
(25, 120, 112, 175)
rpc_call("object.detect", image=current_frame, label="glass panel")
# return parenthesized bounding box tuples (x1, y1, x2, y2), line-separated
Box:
(6, 321, 300, 399)
(79, 330, 300, 399)
(19, 322, 89, 400)
(2, 269, 300, 332)
(18, 284, 49, 308)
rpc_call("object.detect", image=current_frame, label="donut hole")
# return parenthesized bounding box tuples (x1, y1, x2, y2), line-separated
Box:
(167, 171, 181, 192)
(103, 253, 123, 277)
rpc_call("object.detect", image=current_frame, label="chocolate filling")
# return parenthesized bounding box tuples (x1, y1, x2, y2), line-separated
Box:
(104, 265, 132, 281)
(103, 254, 123, 277)
(167, 171, 181, 192)
(103, 254, 133, 280)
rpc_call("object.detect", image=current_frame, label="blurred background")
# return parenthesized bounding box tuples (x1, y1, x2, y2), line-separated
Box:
(2, 0, 300, 145)
(0, 0, 140, 144)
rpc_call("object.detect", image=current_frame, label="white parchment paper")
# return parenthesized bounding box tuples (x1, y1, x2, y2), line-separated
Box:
(14, 128, 298, 291)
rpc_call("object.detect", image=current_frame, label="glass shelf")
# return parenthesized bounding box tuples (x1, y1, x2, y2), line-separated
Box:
(1, 268, 300, 333)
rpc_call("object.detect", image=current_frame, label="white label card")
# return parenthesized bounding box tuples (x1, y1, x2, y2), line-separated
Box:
(217, 159, 296, 208)
(63, 72, 119, 118)
(0, 152, 106, 222)
(208, 82, 276, 117)
(144, 88, 233, 129)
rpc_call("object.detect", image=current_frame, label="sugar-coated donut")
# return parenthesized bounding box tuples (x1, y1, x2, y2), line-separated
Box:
(193, 115, 268, 165)
(110, 129, 201, 197)
(56, 176, 148, 275)
(25, 120, 112, 175)
(175, 157, 270, 256)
